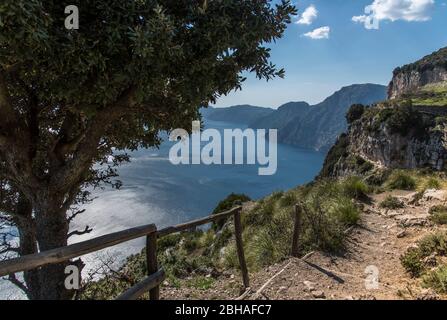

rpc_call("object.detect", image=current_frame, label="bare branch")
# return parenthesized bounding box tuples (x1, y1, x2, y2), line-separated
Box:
(5, 273, 29, 295)
(68, 225, 93, 238)
(67, 209, 86, 223)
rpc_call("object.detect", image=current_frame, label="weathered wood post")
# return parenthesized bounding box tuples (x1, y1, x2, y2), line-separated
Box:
(233, 207, 249, 288)
(291, 203, 303, 257)
(146, 228, 159, 300)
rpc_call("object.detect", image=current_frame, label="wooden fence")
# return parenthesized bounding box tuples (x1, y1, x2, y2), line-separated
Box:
(0, 204, 304, 300)
(0, 206, 252, 300)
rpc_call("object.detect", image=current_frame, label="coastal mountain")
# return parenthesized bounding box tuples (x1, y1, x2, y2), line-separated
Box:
(203, 105, 274, 125)
(204, 84, 387, 152)
(275, 84, 387, 152)
(249, 101, 311, 134)
(322, 46, 447, 178)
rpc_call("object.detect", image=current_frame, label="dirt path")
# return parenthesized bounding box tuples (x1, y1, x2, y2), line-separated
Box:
(161, 190, 447, 300)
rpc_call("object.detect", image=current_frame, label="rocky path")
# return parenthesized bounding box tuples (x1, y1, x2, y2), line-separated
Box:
(161, 189, 447, 300)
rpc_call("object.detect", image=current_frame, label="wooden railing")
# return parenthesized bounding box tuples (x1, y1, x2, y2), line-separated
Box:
(0, 206, 248, 300)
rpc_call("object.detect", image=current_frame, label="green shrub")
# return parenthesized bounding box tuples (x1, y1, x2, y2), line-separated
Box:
(401, 232, 447, 277)
(186, 276, 215, 290)
(319, 134, 349, 178)
(385, 103, 418, 135)
(158, 233, 182, 251)
(429, 205, 447, 225)
(247, 210, 293, 268)
(423, 265, 447, 294)
(223, 243, 239, 269)
(331, 198, 360, 226)
(243, 197, 275, 227)
(346, 104, 366, 124)
(380, 195, 404, 209)
(425, 177, 441, 190)
(270, 190, 284, 201)
(341, 176, 369, 200)
(183, 236, 200, 253)
(401, 248, 425, 278)
(418, 233, 447, 256)
(387, 171, 417, 190)
(212, 193, 251, 214)
(280, 191, 297, 207)
(212, 193, 251, 230)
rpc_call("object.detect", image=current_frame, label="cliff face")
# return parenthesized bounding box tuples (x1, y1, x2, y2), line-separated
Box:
(321, 47, 447, 178)
(321, 105, 447, 178)
(388, 47, 447, 99)
(388, 67, 447, 99)
(350, 109, 446, 170)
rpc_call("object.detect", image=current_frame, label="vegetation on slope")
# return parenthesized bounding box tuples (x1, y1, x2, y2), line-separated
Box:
(401, 232, 447, 294)
(79, 167, 447, 299)
(80, 177, 367, 299)
(394, 47, 447, 74)
(400, 82, 447, 107)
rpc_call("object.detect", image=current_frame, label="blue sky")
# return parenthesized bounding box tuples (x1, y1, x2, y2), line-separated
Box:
(214, 0, 447, 108)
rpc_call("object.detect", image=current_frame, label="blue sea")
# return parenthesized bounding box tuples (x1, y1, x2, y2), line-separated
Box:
(0, 120, 324, 299)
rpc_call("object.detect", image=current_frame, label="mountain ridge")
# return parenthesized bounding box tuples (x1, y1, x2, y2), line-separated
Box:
(203, 83, 387, 152)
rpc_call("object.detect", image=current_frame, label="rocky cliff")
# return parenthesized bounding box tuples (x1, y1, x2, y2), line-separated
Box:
(321, 105, 447, 178)
(388, 47, 447, 99)
(322, 47, 447, 178)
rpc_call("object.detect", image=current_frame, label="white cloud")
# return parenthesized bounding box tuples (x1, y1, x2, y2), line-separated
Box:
(303, 26, 330, 39)
(353, 0, 435, 29)
(296, 5, 318, 25)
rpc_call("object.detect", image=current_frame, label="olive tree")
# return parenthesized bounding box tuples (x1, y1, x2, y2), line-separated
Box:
(0, 0, 296, 299)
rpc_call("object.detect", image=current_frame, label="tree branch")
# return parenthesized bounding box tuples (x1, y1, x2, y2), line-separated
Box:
(67, 209, 86, 223)
(68, 225, 93, 238)
(5, 273, 29, 295)
(51, 86, 138, 190)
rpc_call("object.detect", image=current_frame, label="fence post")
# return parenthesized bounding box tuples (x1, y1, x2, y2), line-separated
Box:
(146, 229, 159, 300)
(291, 203, 303, 257)
(233, 207, 249, 289)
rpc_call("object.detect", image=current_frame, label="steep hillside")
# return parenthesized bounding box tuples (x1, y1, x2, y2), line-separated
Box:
(205, 84, 387, 152)
(203, 105, 274, 125)
(321, 103, 447, 178)
(278, 84, 387, 152)
(250, 101, 311, 132)
(81, 172, 447, 300)
(389, 47, 447, 99)
(322, 48, 447, 179)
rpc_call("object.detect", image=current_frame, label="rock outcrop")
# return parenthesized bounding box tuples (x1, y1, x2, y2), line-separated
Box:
(348, 109, 447, 170)
(321, 46, 447, 178)
(389, 67, 447, 99)
(388, 47, 447, 99)
(321, 104, 447, 178)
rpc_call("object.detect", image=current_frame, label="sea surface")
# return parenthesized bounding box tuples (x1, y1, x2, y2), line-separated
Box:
(0, 120, 325, 299)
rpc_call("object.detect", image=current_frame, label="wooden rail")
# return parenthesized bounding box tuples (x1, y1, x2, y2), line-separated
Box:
(0, 206, 248, 300)
(0, 224, 157, 277)
(116, 269, 166, 300)
(157, 206, 242, 238)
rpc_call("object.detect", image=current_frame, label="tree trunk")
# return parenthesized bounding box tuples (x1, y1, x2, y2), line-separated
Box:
(14, 194, 40, 299)
(33, 195, 73, 300)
